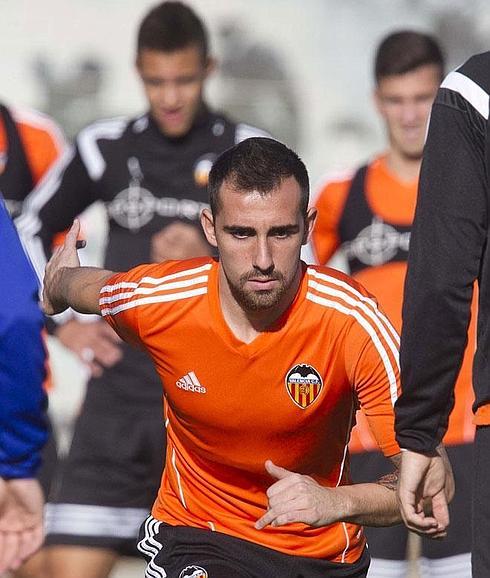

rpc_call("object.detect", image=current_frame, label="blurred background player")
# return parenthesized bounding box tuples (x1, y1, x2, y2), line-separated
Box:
(0, 196, 47, 575)
(0, 103, 65, 219)
(17, 2, 267, 578)
(310, 31, 475, 578)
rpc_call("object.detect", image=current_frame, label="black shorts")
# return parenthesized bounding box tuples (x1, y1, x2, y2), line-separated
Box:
(350, 443, 473, 561)
(137, 516, 370, 578)
(45, 404, 166, 555)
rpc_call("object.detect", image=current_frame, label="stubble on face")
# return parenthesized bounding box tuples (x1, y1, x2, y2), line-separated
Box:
(227, 268, 289, 312)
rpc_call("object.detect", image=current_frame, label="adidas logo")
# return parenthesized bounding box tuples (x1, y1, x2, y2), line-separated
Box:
(176, 371, 206, 394)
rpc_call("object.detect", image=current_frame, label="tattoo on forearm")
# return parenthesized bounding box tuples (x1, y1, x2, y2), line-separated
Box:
(376, 471, 398, 492)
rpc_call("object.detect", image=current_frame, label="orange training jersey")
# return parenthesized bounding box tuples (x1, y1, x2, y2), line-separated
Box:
(101, 257, 400, 563)
(0, 106, 65, 185)
(312, 156, 475, 450)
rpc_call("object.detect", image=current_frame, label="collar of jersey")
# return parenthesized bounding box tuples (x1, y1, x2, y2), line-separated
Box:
(206, 261, 308, 358)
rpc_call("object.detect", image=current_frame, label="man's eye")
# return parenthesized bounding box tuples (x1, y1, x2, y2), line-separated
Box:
(177, 77, 197, 87)
(232, 232, 251, 239)
(144, 79, 161, 87)
(272, 230, 294, 239)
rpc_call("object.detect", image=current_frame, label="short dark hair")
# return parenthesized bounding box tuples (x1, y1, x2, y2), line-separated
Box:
(208, 137, 310, 218)
(137, 1, 208, 61)
(375, 30, 444, 82)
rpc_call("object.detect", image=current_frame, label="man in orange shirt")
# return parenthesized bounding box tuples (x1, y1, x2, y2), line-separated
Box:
(40, 137, 439, 578)
(311, 32, 473, 577)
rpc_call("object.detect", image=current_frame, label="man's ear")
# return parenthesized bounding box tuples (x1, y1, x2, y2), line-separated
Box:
(302, 207, 317, 244)
(373, 87, 384, 118)
(200, 208, 218, 247)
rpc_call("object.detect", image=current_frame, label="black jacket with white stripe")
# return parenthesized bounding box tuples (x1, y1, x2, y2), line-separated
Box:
(17, 106, 266, 406)
(18, 106, 266, 272)
(395, 52, 490, 453)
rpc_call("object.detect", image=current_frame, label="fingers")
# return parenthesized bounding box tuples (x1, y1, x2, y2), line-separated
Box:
(86, 360, 104, 379)
(256, 488, 321, 530)
(56, 321, 123, 375)
(0, 529, 21, 574)
(429, 490, 450, 532)
(87, 337, 123, 367)
(150, 222, 211, 261)
(0, 480, 44, 571)
(17, 523, 43, 565)
(65, 219, 81, 248)
(263, 461, 308, 504)
(0, 524, 43, 573)
(255, 500, 306, 530)
(265, 460, 293, 481)
(398, 489, 445, 536)
(97, 321, 123, 343)
(256, 462, 323, 530)
(398, 450, 451, 538)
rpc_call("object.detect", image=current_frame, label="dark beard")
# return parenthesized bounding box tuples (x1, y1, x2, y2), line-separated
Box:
(228, 270, 288, 312)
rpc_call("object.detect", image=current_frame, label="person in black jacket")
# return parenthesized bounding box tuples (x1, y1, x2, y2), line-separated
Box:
(17, 3, 267, 578)
(395, 52, 490, 577)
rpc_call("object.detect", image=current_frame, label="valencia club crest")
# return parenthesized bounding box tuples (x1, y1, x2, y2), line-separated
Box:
(285, 363, 323, 409)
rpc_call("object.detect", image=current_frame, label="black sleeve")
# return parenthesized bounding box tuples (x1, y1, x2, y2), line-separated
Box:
(395, 84, 488, 453)
(15, 143, 99, 282)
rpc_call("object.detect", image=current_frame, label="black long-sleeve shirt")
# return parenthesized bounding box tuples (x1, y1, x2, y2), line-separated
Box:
(395, 52, 490, 453)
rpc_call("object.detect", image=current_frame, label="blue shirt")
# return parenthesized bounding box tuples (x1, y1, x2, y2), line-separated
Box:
(0, 196, 47, 478)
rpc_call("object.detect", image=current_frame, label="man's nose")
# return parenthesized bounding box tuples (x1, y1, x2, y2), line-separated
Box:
(161, 84, 180, 108)
(253, 237, 274, 274)
(400, 103, 419, 124)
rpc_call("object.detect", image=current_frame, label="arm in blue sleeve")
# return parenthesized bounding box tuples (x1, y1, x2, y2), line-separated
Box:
(0, 197, 47, 478)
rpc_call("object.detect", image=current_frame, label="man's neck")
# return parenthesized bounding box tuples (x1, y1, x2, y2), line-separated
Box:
(218, 267, 302, 344)
(384, 149, 421, 183)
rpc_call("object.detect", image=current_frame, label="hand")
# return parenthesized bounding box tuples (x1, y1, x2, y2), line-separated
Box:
(397, 447, 454, 538)
(43, 220, 86, 315)
(0, 478, 44, 573)
(56, 319, 122, 378)
(150, 222, 212, 262)
(255, 460, 339, 530)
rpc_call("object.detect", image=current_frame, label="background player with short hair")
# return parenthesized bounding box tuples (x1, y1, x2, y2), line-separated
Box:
(17, 3, 267, 578)
(41, 137, 418, 578)
(311, 31, 474, 577)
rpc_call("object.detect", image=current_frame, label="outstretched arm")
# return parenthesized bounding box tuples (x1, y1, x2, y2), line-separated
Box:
(42, 219, 114, 316)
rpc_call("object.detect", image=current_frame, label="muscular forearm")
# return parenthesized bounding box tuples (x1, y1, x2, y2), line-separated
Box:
(50, 266, 113, 315)
(333, 482, 401, 527)
(335, 454, 401, 526)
